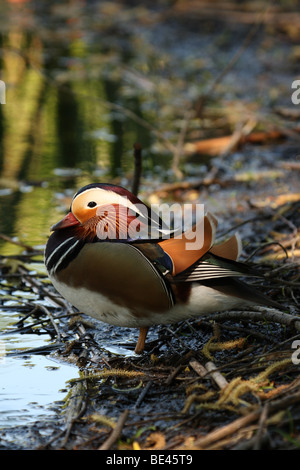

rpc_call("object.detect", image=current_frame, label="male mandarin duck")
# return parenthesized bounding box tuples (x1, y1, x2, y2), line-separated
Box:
(45, 183, 279, 354)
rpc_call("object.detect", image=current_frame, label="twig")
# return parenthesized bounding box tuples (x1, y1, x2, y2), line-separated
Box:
(193, 389, 300, 449)
(264, 261, 300, 278)
(218, 119, 256, 158)
(165, 365, 183, 386)
(98, 409, 129, 450)
(253, 403, 269, 450)
(172, 108, 194, 179)
(18, 265, 73, 311)
(60, 379, 87, 447)
(205, 307, 300, 332)
(134, 380, 153, 409)
(189, 358, 228, 389)
(205, 361, 229, 390)
(244, 242, 288, 262)
(189, 358, 207, 378)
(38, 304, 62, 343)
(0, 233, 36, 252)
(218, 216, 267, 238)
(132, 142, 142, 196)
(7, 343, 62, 357)
(194, 408, 261, 448)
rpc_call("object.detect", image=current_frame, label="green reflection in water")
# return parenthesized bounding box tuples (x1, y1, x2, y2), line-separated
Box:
(0, 32, 156, 253)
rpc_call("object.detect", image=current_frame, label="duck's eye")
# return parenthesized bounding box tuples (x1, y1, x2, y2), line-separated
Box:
(87, 201, 97, 208)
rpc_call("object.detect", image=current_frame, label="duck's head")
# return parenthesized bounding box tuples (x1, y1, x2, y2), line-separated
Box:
(50, 183, 154, 240)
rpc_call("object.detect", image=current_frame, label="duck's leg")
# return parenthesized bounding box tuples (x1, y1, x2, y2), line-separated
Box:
(134, 327, 149, 354)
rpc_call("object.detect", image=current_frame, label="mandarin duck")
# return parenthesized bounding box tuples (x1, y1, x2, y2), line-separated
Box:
(45, 183, 279, 354)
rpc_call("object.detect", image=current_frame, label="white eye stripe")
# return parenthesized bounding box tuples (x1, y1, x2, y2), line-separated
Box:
(74, 188, 146, 217)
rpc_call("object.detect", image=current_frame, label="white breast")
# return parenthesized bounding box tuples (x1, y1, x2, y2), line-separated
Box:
(51, 277, 141, 327)
(50, 277, 254, 329)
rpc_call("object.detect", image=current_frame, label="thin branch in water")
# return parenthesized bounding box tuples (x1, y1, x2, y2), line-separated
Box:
(0, 233, 36, 252)
(38, 304, 62, 343)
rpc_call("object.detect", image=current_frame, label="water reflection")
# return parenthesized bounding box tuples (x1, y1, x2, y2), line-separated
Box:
(0, 353, 76, 429)
(0, 1, 170, 254)
(0, 305, 77, 430)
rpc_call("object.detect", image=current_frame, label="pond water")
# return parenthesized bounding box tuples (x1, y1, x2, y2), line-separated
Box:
(0, 346, 76, 428)
(0, 0, 298, 442)
(0, 289, 78, 434)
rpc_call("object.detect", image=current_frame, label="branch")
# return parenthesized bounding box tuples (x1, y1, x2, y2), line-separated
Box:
(204, 307, 300, 332)
(132, 142, 142, 196)
(98, 409, 129, 450)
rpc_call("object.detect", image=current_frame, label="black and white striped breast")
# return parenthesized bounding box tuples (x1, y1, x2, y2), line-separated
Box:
(45, 229, 85, 276)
